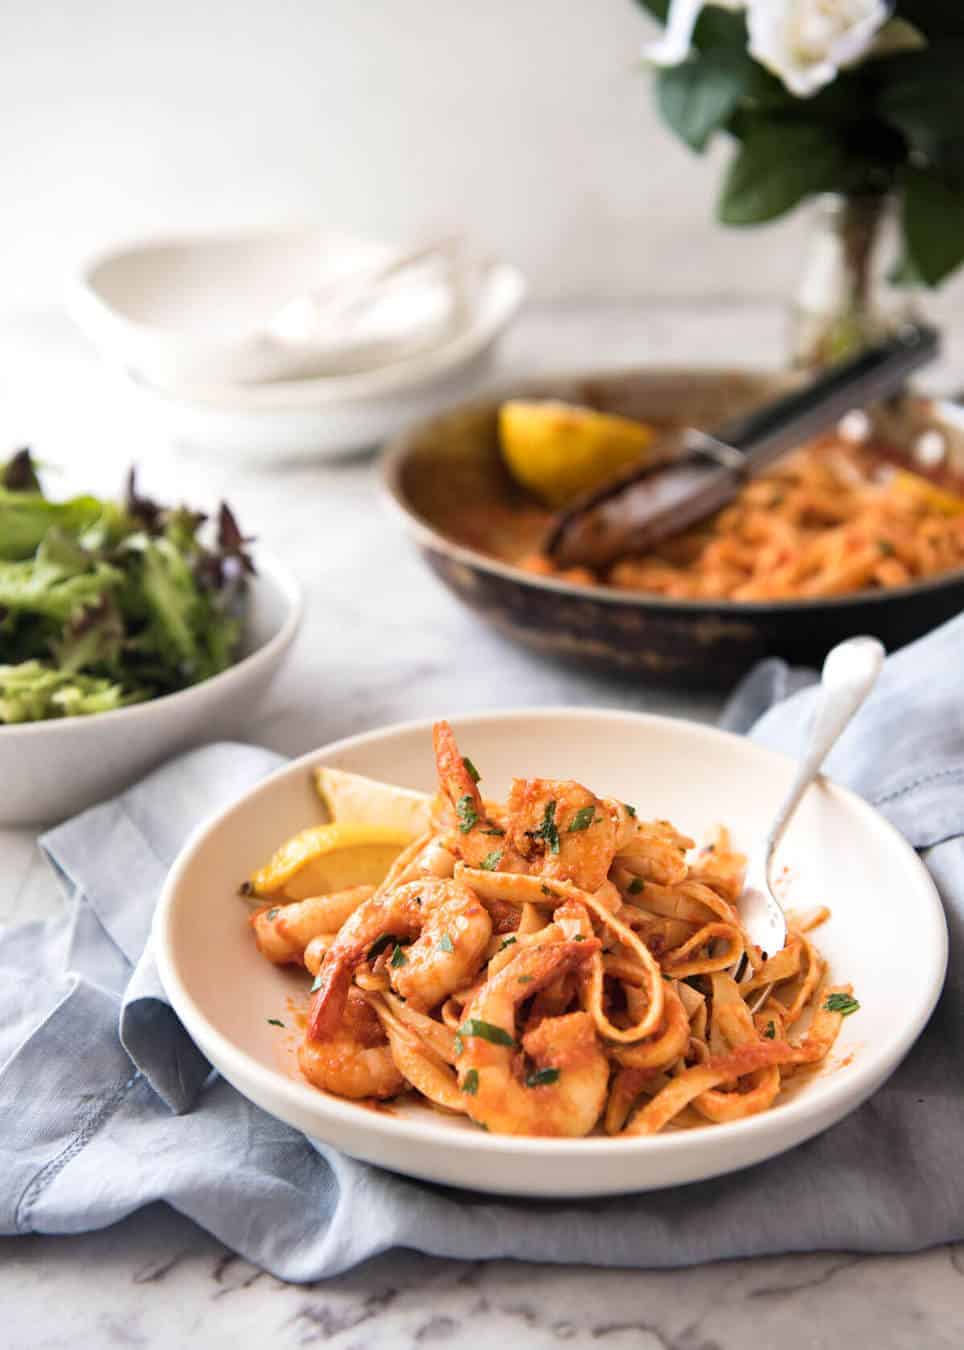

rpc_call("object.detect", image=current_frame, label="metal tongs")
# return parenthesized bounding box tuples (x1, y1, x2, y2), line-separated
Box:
(546, 323, 940, 571)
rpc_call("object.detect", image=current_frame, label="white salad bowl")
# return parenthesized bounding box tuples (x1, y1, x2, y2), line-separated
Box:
(1, 551, 302, 827)
(153, 708, 947, 1199)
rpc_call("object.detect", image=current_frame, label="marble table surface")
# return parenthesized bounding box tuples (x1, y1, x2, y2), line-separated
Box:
(1, 301, 961, 1348)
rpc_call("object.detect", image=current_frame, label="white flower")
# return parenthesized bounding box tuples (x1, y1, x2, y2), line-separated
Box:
(643, 0, 745, 68)
(643, 0, 892, 98)
(747, 0, 891, 97)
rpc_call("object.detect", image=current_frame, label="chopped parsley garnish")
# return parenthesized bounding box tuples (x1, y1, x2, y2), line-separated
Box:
(456, 794, 478, 833)
(480, 849, 503, 871)
(878, 539, 895, 556)
(526, 1067, 560, 1088)
(462, 756, 481, 784)
(266, 907, 279, 920)
(623, 803, 637, 818)
(266, 1018, 284, 1028)
(482, 827, 505, 836)
(540, 883, 554, 897)
(535, 799, 560, 854)
(573, 934, 586, 941)
(824, 992, 860, 1017)
(763, 1021, 775, 1040)
(568, 805, 596, 833)
(390, 943, 408, 968)
(368, 933, 399, 959)
(459, 1018, 515, 1047)
(517, 975, 533, 985)
(438, 933, 454, 953)
(453, 1034, 464, 1057)
(461, 1068, 479, 1095)
(628, 877, 644, 895)
(499, 935, 517, 952)
(310, 973, 325, 993)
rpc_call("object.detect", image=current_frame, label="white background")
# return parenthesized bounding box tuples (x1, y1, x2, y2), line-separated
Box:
(10, 0, 963, 322)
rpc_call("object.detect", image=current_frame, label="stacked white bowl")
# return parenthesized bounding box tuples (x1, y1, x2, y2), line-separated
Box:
(70, 229, 525, 460)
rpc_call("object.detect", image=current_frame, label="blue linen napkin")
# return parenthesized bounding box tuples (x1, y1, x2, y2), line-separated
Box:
(2, 620, 962, 1281)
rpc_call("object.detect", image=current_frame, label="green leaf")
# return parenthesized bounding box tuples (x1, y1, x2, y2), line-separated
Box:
(567, 805, 597, 833)
(824, 992, 860, 1017)
(535, 799, 560, 855)
(0, 660, 143, 723)
(902, 166, 964, 285)
(456, 794, 478, 834)
(876, 46, 964, 168)
(480, 849, 503, 871)
(462, 756, 480, 783)
(266, 1018, 284, 1028)
(498, 935, 517, 952)
(0, 537, 123, 624)
(2, 449, 41, 494)
(0, 490, 113, 562)
(459, 1018, 516, 1048)
(718, 124, 848, 226)
(390, 943, 408, 968)
(656, 48, 752, 153)
(525, 1067, 560, 1088)
(461, 1068, 479, 1095)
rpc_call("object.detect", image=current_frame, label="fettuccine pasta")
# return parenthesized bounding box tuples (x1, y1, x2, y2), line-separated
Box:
(521, 434, 964, 601)
(248, 723, 857, 1137)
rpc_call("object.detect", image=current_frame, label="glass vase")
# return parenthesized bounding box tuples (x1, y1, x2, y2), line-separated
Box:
(789, 193, 918, 371)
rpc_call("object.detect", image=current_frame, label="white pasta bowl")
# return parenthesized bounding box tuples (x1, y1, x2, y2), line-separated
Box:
(0, 552, 302, 827)
(154, 709, 947, 1198)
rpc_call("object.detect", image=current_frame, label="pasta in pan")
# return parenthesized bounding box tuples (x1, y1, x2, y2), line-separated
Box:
(520, 435, 964, 601)
(249, 722, 857, 1138)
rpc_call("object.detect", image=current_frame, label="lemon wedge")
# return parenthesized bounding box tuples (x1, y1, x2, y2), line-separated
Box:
(889, 469, 964, 517)
(499, 400, 657, 508)
(314, 766, 432, 838)
(249, 822, 413, 901)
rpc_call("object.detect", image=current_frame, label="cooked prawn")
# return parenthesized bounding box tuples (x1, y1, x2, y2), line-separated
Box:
(308, 877, 492, 1038)
(432, 720, 525, 870)
(298, 986, 404, 1100)
(251, 885, 374, 964)
(504, 778, 619, 893)
(457, 939, 609, 1137)
(433, 721, 621, 892)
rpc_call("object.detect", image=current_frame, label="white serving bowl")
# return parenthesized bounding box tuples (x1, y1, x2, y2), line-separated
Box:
(154, 708, 947, 1199)
(70, 228, 525, 460)
(1, 552, 302, 827)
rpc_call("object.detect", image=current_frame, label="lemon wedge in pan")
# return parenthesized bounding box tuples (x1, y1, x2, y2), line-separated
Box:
(248, 822, 413, 901)
(499, 400, 657, 508)
(889, 469, 964, 517)
(314, 766, 432, 838)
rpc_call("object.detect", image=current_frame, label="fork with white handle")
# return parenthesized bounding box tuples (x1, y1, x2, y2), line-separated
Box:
(736, 635, 886, 996)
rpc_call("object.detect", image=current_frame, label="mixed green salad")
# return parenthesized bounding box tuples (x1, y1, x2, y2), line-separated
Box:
(0, 450, 254, 723)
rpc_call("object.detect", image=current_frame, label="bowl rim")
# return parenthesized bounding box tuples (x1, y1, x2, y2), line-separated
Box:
(153, 705, 948, 1164)
(380, 366, 964, 617)
(0, 548, 303, 738)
